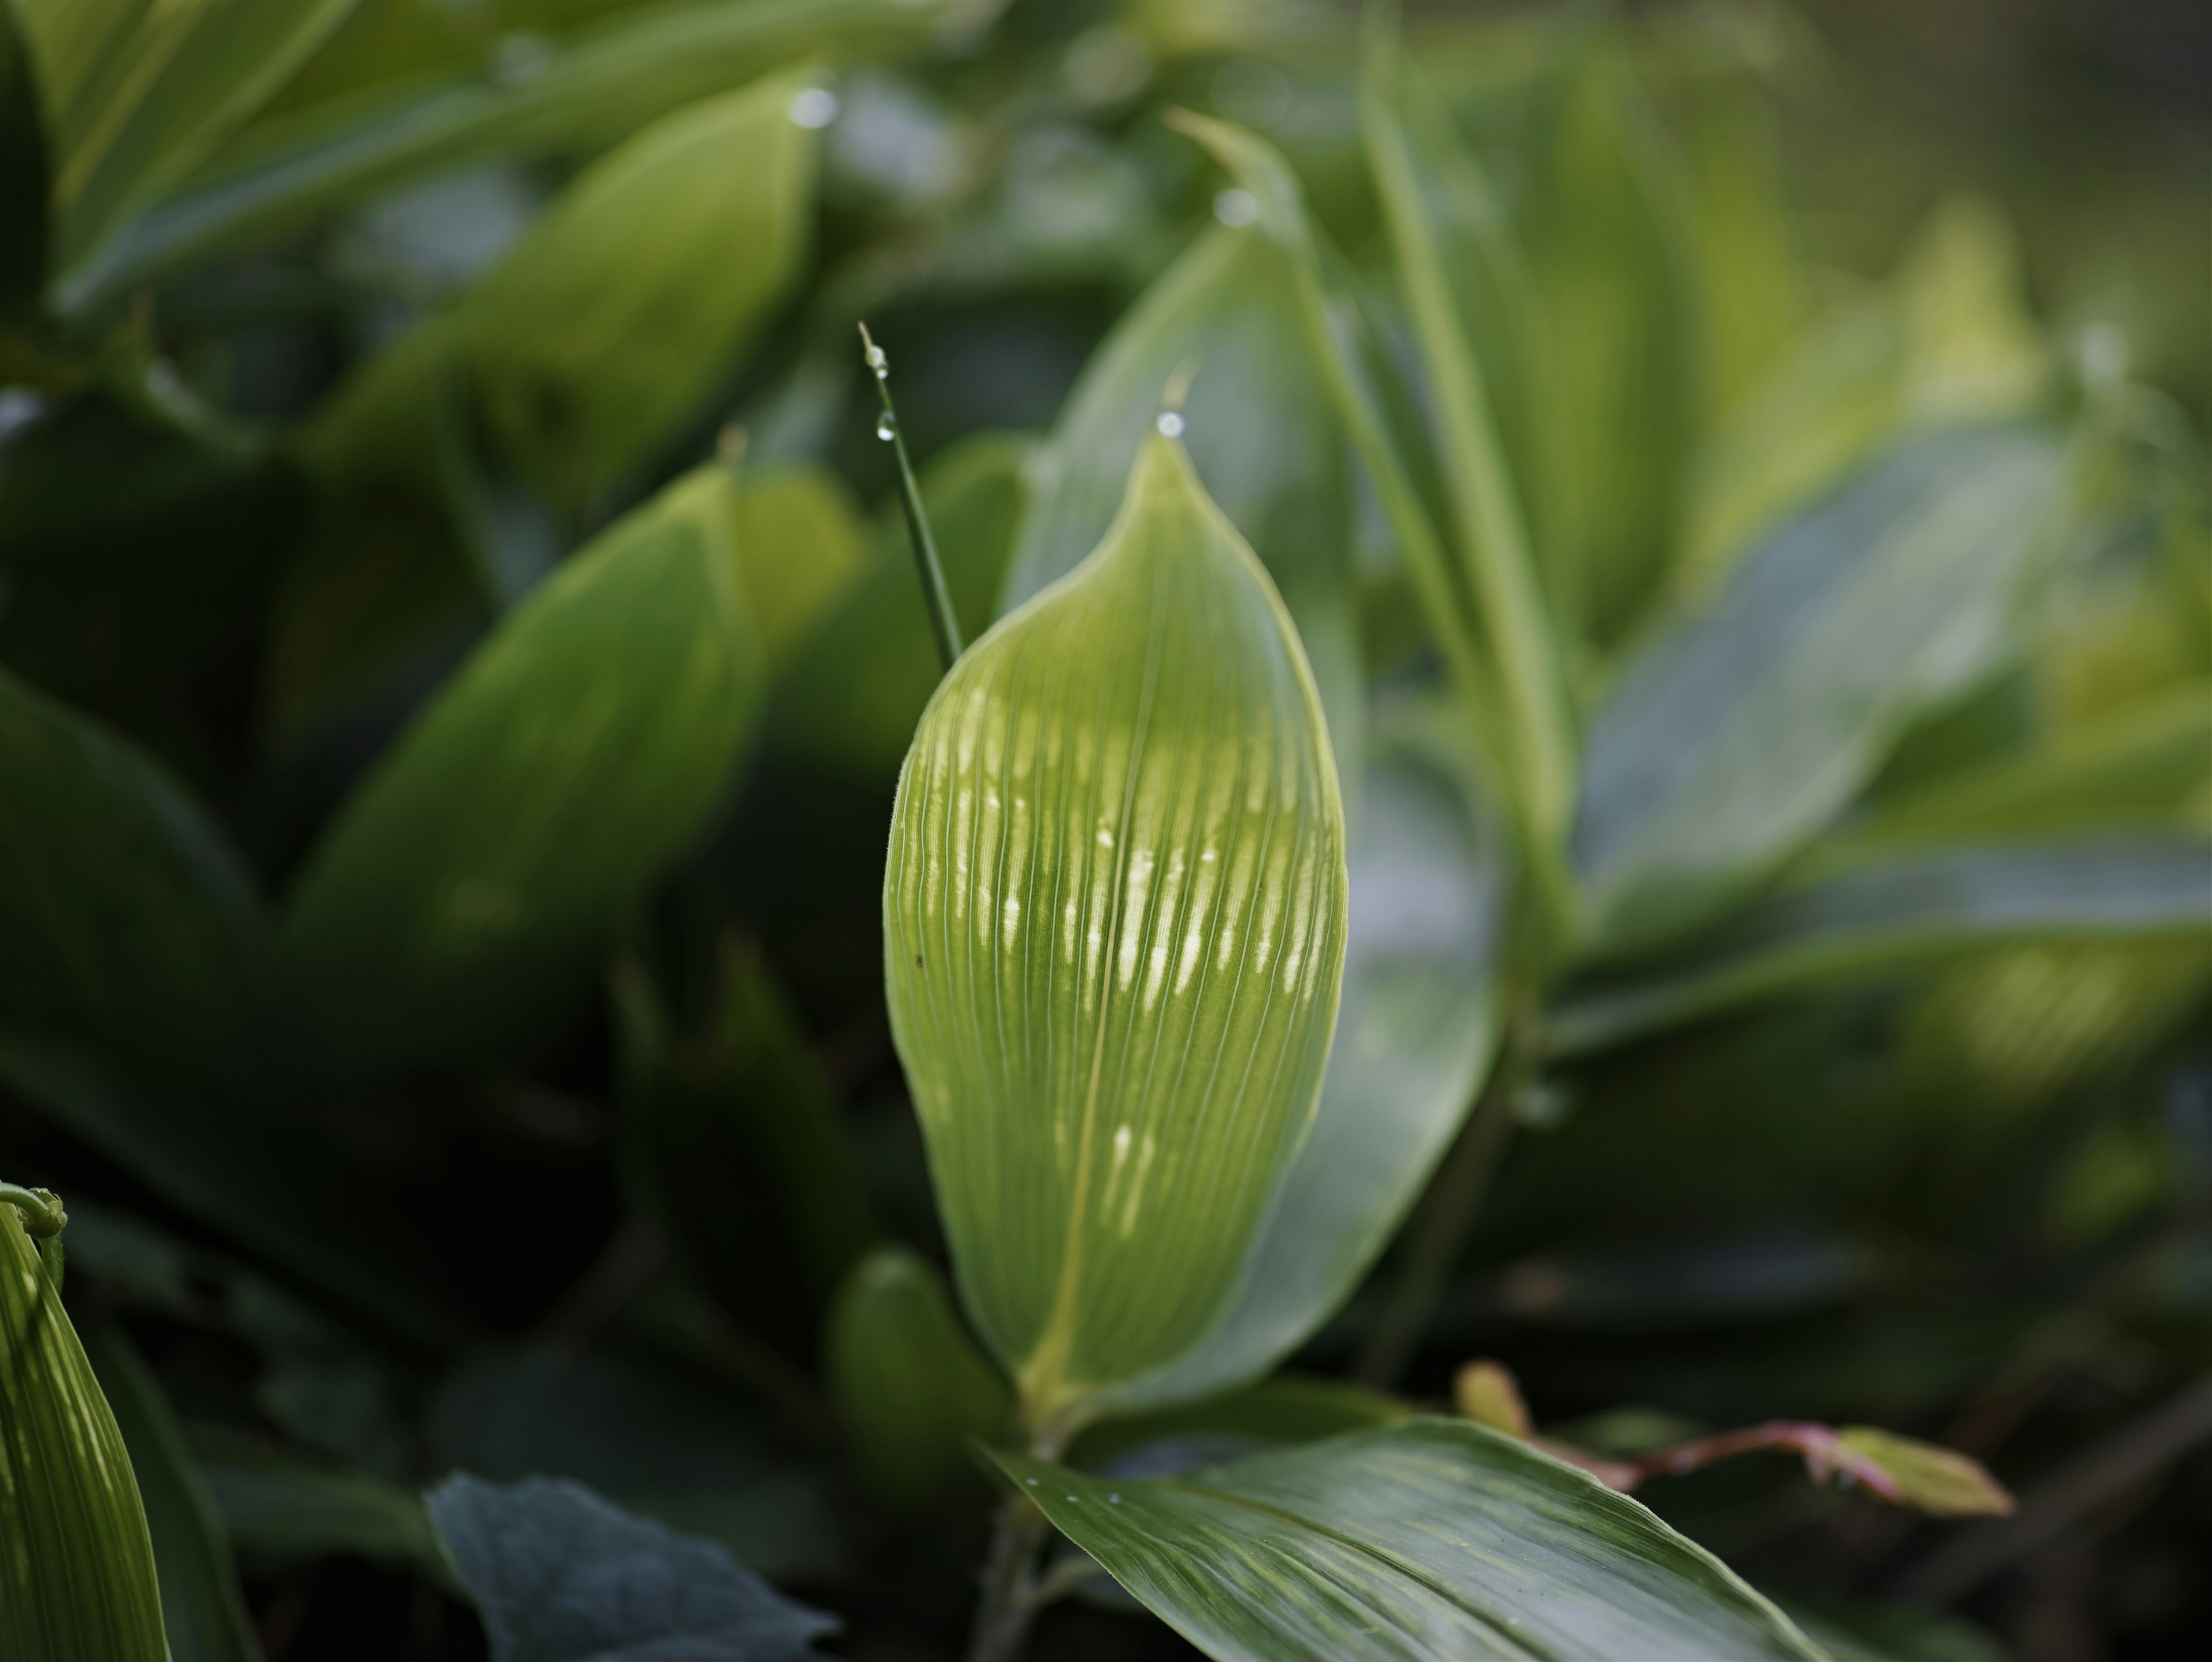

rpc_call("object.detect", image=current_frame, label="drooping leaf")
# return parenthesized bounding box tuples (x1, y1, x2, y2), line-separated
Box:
(772, 431, 1029, 776)
(306, 71, 816, 512)
(55, 0, 967, 312)
(10, 0, 358, 275)
(824, 1245, 1013, 1504)
(284, 465, 764, 1072)
(189, 1425, 448, 1578)
(426, 1474, 836, 1662)
(1070, 1374, 1411, 1475)
(1573, 426, 2073, 956)
(992, 1419, 1826, 1662)
(999, 221, 1363, 788)
(885, 433, 1349, 1426)
(0, 1195, 167, 1662)
(1363, 31, 1577, 846)
(0, 667, 281, 1083)
(1120, 713, 1508, 1406)
(1552, 835, 2212, 1055)
(82, 1328, 262, 1662)
(427, 1349, 838, 1581)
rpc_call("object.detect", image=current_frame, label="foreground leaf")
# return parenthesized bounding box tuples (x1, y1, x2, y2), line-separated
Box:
(1551, 834, 2212, 1054)
(1127, 715, 1508, 1405)
(426, 1474, 835, 1662)
(1, 1194, 166, 1662)
(994, 1418, 1825, 1662)
(1573, 426, 2071, 956)
(885, 433, 1349, 1426)
(285, 465, 763, 1071)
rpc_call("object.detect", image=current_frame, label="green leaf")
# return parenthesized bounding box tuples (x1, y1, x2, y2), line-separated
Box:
(0, 1197, 166, 1662)
(426, 1474, 835, 1662)
(1519, 31, 1702, 648)
(1831, 1428, 2015, 1519)
(59, 0, 967, 311)
(13, 0, 358, 274)
(1551, 835, 2212, 1055)
(82, 1328, 262, 1662)
(0, 667, 280, 1082)
(730, 464, 873, 675)
(1573, 426, 2073, 956)
(885, 433, 1349, 1428)
(306, 71, 816, 512)
(1362, 31, 1577, 845)
(991, 1418, 1826, 1662)
(999, 222, 1363, 791)
(188, 1426, 448, 1578)
(284, 465, 764, 1072)
(824, 1245, 1013, 1504)
(772, 431, 1030, 777)
(1116, 714, 1508, 1406)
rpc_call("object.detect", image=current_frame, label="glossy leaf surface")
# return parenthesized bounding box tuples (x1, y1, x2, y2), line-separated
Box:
(0, 1199, 166, 1662)
(1128, 716, 1508, 1405)
(1573, 426, 2070, 955)
(426, 1474, 835, 1662)
(309, 72, 814, 510)
(886, 434, 1349, 1423)
(995, 1418, 1825, 1662)
(285, 465, 763, 1071)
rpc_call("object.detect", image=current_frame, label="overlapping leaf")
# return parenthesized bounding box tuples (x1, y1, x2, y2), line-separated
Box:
(994, 1419, 1826, 1662)
(885, 433, 1349, 1425)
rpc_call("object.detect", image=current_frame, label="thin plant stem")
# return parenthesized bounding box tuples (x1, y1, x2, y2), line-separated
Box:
(965, 1493, 1053, 1662)
(1355, 1042, 1525, 1389)
(859, 321, 962, 673)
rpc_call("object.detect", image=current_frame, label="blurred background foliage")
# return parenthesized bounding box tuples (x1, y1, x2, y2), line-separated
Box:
(0, 0, 2207, 1658)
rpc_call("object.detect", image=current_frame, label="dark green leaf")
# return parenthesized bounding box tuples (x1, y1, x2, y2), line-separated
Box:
(188, 1425, 448, 1578)
(993, 1418, 1825, 1662)
(283, 465, 764, 1072)
(426, 1474, 835, 1662)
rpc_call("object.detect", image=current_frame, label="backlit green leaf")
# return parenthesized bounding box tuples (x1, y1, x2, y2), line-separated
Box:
(306, 70, 815, 512)
(1, 1195, 167, 1662)
(1574, 426, 2073, 956)
(285, 465, 764, 1072)
(825, 1246, 1013, 1504)
(993, 1418, 1826, 1662)
(885, 433, 1349, 1428)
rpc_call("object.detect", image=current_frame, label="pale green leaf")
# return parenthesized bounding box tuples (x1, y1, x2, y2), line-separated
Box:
(885, 433, 1349, 1426)
(1000, 222, 1363, 793)
(1551, 834, 2212, 1055)
(0, 1198, 166, 1662)
(1833, 1428, 2014, 1520)
(284, 465, 764, 1072)
(1121, 714, 1508, 1406)
(56, 0, 969, 311)
(825, 1246, 1013, 1504)
(731, 465, 872, 676)
(13, 0, 358, 271)
(772, 431, 1030, 777)
(306, 70, 815, 512)
(993, 1419, 1827, 1662)
(1573, 426, 2073, 956)
(84, 1328, 260, 1662)
(1363, 31, 1576, 850)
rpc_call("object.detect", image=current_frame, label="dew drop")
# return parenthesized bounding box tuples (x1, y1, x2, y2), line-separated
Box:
(787, 87, 840, 129)
(1213, 187, 1258, 228)
(1155, 411, 1185, 438)
(1025, 1478, 1039, 1487)
(1108, 1494, 1121, 1504)
(876, 412, 897, 441)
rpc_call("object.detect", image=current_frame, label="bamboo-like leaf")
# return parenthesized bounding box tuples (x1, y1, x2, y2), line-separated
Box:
(12, 0, 358, 273)
(1122, 714, 1508, 1406)
(1363, 32, 1577, 846)
(1573, 426, 2073, 956)
(825, 1246, 1013, 1504)
(0, 1196, 168, 1662)
(84, 1328, 262, 1662)
(1551, 834, 2212, 1055)
(285, 465, 764, 1072)
(1002, 224, 1363, 800)
(57, 0, 969, 312)
(992, 1419, 1825, 1662)
(884, 433, 1349, 1428)
(306, 71, 815, 512)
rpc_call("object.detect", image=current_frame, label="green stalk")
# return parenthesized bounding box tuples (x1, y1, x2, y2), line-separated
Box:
(860, 323, 962, 673)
